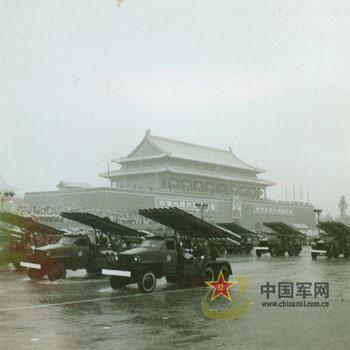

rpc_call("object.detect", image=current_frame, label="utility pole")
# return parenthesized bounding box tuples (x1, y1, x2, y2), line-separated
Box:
(195, 202, 208, 220)
(314, 209, 323, 235)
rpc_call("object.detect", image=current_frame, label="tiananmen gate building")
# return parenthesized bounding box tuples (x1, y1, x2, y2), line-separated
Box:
(25, 130, 316, 232)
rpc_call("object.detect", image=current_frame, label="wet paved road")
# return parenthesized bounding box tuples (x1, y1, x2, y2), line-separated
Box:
(1, 247, 349, 350)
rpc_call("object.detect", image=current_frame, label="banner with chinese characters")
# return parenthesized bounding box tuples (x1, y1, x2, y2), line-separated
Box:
(155, 197, 219, 211)
(253, 204, 295, 216)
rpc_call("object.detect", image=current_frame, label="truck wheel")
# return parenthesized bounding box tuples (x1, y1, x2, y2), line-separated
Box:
(202, 266, 215, 283)
(47, 263, 66, 281)
(311, 252, 317, 260)
(110, 276, 128, 289)
(219, 266, 230, 281)
(256, 250, 262, 257)
(28, 268, 44, 280)
(138, 271, 157, 293)
(13, 262, 26, 271)
(270, 247, 277, 257)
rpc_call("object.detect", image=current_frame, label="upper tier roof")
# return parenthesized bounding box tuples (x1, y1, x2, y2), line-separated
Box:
(100, 165, 275, 186)
(114, 131, 264, 173)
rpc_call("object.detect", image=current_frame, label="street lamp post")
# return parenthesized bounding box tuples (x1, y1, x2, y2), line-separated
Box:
(195, 202, 208, 220)
(313, 209, 323, 235)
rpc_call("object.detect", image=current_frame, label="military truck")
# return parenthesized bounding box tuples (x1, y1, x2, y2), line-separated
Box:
(102, 208, 240, 293)
(218, 222, 257, 254)
(20, 212, 147, 280)
(254, 222, 303, 257)
(0, 212, 62, 270)
(311, 221, 350, 260)
(21, 233, 119, 280)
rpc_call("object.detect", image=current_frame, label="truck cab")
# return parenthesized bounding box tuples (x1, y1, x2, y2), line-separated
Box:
(254, 233, 279, 257)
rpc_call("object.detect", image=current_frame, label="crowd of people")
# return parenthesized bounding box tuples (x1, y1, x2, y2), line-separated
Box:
(30, 206, 154, 226)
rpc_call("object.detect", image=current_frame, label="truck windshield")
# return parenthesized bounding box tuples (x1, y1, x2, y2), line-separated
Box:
(58, 237, 76, 245)
(140, 240, 164, 248)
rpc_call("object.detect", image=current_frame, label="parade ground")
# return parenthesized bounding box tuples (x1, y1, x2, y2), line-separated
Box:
(0, 247, 349, 350)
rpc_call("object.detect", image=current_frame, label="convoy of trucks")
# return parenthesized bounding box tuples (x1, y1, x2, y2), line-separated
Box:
(2, 209, 350, 289)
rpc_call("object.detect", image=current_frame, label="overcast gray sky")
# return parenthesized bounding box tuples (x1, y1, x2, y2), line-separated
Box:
(1, 0, 349, 216)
